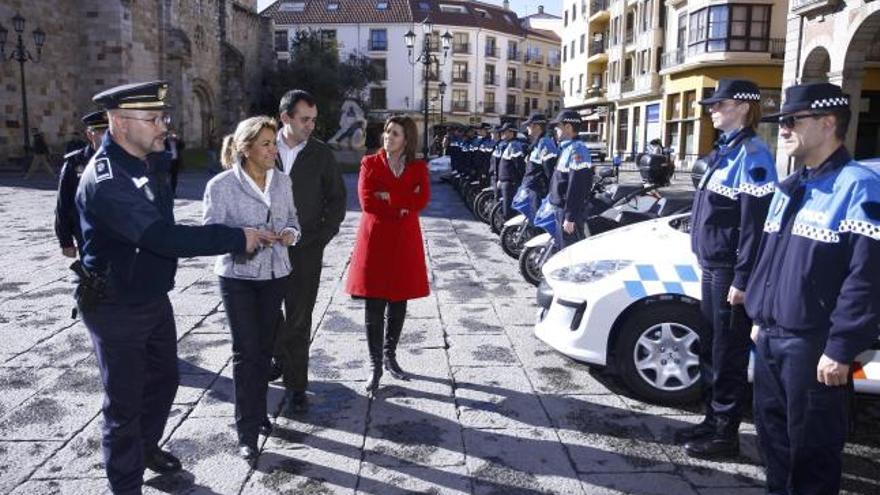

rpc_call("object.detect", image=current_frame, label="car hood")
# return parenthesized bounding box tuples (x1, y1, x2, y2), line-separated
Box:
(543, 214, 693, 277)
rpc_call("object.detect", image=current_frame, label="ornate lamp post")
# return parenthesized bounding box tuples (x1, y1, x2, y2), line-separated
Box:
(404, 17, 451, 158)
(438, 80, 447, 125)
(0, 13, 46, 155)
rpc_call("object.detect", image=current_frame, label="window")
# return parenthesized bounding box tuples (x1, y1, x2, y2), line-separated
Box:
(452, 89, 468, 111)
(573, 3, 577, 19)
(564, 11, 569, 26)
(327, 2, 339, 11)
(475, 8, 491, 18)
(376, 1, 389, 10)
(668, 93, 681, 120)
(684, 90, 696, 118)
(563, 45, 568, 62)
(688, 4, 772, 55)
(617, 108, 629, 152)
(439, 4, 466, 13)
(508, 40, 519, 59)
(570, 40, 575, 57)
(506, 94, 517, 114)
(578, 74, 584, 93)
(369, 29, 387, 51)
(485, 64, 496, 84)
(280, 1, 305, 12)
(453, 32, 469, 53)
(274, 30, 289, 52)
(453, 62, 469, 82)
(370, 58, 387, 80)
(677, 12, 687, 49)
(369, 87, 387, 109)
(319, 29, 336, 48)
(580, 34, 586, 54)
(486, 36, 498, 57)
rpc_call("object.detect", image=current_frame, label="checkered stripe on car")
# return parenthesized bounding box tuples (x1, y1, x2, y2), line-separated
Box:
(623, 264, 701, 299)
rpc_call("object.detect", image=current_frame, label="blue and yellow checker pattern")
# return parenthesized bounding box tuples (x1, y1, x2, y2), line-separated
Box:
(623, 264, 701, 299)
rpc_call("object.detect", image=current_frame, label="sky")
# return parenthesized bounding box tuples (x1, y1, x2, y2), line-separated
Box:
(256, 0, 562, 18)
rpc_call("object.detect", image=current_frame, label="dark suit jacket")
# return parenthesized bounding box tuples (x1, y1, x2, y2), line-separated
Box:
(278, 137, 347, 250)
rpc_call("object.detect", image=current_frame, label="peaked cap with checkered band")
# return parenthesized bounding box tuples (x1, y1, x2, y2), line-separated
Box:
(699, 79, 762, 106)
(762, 82, 850, 122)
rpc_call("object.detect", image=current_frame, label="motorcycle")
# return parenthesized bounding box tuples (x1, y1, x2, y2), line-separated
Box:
(500, 187, 545, 259)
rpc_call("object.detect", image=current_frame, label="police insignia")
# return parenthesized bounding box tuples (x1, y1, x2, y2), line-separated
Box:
(94, 158, 113, 183)
(143, 184, 155, 202)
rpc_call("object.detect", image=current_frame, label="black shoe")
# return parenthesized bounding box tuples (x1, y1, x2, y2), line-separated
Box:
(259, 418, 273, 436)
(237, 443, 258, 461)
(684, 433, 740, 459)
(281, 390, 309, 417)
(673, 417, 715, 445)
(383, 355, 410, 381)
(268, 358, 283, 382)
(144, 448, 182, 474)
(365, 367, 383, 395)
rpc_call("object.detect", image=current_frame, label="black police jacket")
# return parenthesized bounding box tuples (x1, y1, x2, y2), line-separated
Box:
(55, 145, 94, 250)
(76, 133, 245, 304)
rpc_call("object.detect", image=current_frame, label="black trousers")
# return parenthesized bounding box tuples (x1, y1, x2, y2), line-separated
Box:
(553, 208, 584, 249)
(697, 266, 751, 427)
(753, 327, 851, 495)
(275, 243, 325, 391)
(499, 180, 518, 220)
(81, 296, 178, 495)
(218, 276, 285, 446)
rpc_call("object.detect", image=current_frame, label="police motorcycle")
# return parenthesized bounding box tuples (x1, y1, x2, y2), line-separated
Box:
(499, 187, 545, 258)
(518, 156, 687, 286)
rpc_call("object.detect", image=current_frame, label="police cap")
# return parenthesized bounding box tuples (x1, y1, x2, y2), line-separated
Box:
(523, 112, 548, 126)
(762, 82, 850, 122)
(549, 110, 582, 125)
(81, 111, 109, 129)
(92, 81, 172, 111)
(699, 79, 761, 106)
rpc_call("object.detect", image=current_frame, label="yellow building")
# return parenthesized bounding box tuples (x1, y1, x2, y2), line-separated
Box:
(659, 0, 788, 169)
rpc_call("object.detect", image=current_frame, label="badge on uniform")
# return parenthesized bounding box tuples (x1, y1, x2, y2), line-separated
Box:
(94, 158, 113, 183)
(132, 176, 154, 202)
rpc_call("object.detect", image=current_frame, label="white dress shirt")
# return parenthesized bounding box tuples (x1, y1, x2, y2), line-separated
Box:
(242, 168, 274, 207)
(277, 132, 306, 175)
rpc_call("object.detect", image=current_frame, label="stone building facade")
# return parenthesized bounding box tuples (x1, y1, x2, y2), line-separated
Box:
(0, 0, 273, 161)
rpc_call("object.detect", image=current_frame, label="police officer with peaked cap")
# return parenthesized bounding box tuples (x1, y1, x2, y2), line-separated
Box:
(55, 110, 108, 258)
(744, 82, 880, 494)
(521, 112, 559, 207)
(496, 122, 526, 220)
(76, 81, 275, 494)
(676, 79, 778, 459)
(547, 109, 592, 248)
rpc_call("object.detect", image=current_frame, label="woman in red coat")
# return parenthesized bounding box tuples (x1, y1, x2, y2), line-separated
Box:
(346, 115, 430, 394)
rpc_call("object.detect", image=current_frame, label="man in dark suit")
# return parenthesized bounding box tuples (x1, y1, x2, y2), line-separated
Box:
(273, 89, 347, 416)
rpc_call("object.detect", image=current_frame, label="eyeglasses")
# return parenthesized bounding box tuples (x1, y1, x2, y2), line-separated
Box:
(778, 113, 827, 130)
(118, 114, 172, 127)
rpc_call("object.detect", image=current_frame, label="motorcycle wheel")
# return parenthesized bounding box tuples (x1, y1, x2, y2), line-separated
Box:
(519, 244, 546, 286)
(473, 191, 494, 224)
(464, 183, 480, 211)
(489, 203, 505, 235)
(500, 224, 524, 259)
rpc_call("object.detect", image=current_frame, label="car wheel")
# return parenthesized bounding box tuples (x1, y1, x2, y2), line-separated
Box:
(518, 244, 546, 286)
(473, 191, 494, 223)
(489, 203, 505, 234)
(500, 224, 524, 259)
(614, 302, 707, 405)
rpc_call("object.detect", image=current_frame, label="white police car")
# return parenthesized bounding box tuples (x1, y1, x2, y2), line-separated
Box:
(534, 213, 880, 405)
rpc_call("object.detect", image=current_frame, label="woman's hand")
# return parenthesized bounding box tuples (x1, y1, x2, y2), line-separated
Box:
(374, 191, 390, 202)
(399, 208, 409, 217)
(414, 185, 421, 194)
(280, 229, 300, 247)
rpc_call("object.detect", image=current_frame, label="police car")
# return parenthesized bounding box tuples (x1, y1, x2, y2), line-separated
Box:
(534, 213, 880, 405)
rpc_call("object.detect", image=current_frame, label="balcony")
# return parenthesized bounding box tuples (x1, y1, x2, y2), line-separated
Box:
(621, 78, 634, 93)
(547, 81, 560, 93)
(625, 29, 634, 45)
(452, 71, 470, 83)
(505, 104, 521, 115)
(485, 46, 499, 58)
(507, 50, 521, 62)
(589, 0, 610, 23)
(368, 41, 387, 51)
(660, 48, 685, 70)
(426, 71, 441, 81)
(452, 100, 470, 113)
(423, 41, 439, 53)
(791, 0, 840, 16)
(524, 79, 543, 92)
(484, 74, 498, 86)
(524, 53, 544, 65)
(661, 38, 786, 71)
(483, 102, 498, 114)
(590, 38, 606, 55)
(507, 77, 521, 89)
(547, 57, 561, 68)
(586, 85, 605, 98)
(453, 43, 470, 55)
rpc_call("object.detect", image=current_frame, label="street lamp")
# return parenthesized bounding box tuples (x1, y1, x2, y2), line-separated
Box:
(405, 17, 451, 158)
(1, 13, 46, 155)
(438, 81, 447, 125)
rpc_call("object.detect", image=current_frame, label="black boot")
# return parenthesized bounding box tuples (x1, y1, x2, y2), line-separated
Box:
(684, 417, 740, 459)
(673, 416, 716, 445)
(365, 300, 385, 395)
(383, 301, 410, 381)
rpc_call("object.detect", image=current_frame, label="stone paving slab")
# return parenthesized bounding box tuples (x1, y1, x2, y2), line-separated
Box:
(2, 173, 879, 495)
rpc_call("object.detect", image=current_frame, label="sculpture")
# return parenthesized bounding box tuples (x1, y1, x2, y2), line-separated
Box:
(328, 100, 367, 150)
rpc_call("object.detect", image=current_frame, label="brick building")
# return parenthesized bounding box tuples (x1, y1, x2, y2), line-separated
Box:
(0, 0, 273, 161)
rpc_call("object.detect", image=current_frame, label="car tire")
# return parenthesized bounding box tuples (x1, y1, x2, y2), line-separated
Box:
(500, 224, 524, 259)
(614, 302, 707, 406)
(489, 202, 505, 234)
(518, 244, 546, 286)
(473, 191, 494, 224)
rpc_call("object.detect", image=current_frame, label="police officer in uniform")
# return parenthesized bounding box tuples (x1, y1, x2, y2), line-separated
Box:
(676, 79, 778, 458)
(489, 124, 506, 197)
(76, 81, 274, 494)
(522, 113, 559, 208)
(497, 122, 526, 220)
(474, 123, 495, 181)
(547, 110, 592, 248)
(745, 82, 880, 495)
(55, 111, 108, 258)
(446, 124, 463, 175)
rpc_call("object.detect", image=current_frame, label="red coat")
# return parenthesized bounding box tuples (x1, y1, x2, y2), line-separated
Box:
(345, 150, 431, 301)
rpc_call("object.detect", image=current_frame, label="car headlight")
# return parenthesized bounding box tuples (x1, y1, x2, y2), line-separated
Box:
(548, 260, 633, 284)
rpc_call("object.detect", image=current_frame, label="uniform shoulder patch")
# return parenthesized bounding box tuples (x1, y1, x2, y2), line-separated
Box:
(94, 158, 114, 183)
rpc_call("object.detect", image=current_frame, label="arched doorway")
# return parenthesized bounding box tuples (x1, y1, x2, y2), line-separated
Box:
(841, 11, 880, 159)
(188, 81, 215, 149)
(801, 47, 830, 83)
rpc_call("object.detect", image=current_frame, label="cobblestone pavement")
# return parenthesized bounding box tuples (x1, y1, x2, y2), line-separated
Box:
(1, 172, 878, 495)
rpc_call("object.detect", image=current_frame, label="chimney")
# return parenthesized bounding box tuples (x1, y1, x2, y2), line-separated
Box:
(538, 5, 544, 14)
(503, 0, 510, 10)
